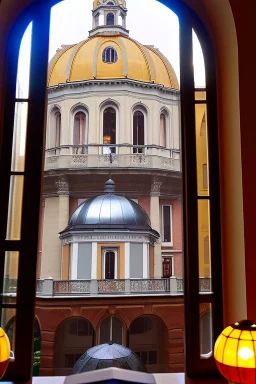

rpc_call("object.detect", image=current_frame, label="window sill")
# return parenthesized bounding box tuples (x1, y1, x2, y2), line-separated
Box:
(1, 374, 227, 384)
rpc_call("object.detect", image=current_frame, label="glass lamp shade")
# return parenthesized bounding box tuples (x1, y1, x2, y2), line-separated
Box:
(0, 327, 13, 378)
(214, 320, 256, 384)
(103, 135, 111, 144)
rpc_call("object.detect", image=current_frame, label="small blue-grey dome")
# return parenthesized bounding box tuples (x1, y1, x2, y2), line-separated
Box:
(70, 343, 147, 374)
(60, 180, 159, 237)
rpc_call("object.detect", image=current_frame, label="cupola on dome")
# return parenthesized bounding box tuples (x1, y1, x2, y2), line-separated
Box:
(60, 180, 159, 240)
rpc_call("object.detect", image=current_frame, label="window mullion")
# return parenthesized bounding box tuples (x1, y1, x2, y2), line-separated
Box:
(179, 12, 201, 376)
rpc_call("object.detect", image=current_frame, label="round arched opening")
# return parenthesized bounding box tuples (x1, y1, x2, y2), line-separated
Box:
(54, 317, 94, 375)
(128, 315, 169, 373)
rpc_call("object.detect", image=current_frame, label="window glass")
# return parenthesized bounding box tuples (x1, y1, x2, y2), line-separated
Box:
(1, 310, 16, 352)
(15, 22, 33, 99)
(163, 206, 171, 243)
(133, 111, 144, 153)
(55, 111, 61, 147)
(73, 112, 86, 145)
(6, 176, 24, 240)
(103, 107, 116, 153)
(102, 47, 118, 63)
(160, 113, 167, 147)
(3, 252, 19, 299)
(99, 317, 123, 344)
(200, 305, 213, 357)
(11, 102, 28, 172)
(198, 200, 212, 291)
(192, 30, 206, 88)
(195, 105, 209, 196)
(106, 12, 115, 25)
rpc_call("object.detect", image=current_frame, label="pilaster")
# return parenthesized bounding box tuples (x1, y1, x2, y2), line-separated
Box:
(150, 178, 162, 278)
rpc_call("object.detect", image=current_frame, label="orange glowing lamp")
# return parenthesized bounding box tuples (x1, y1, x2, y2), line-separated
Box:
(214, 320, 256, 384)
(0, 327, 14, 378)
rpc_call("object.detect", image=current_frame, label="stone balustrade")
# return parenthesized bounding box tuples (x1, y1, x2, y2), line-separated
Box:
(3, 277, 212, 297)
(34, 277, 212, 297)
(44, 144, 181, 172)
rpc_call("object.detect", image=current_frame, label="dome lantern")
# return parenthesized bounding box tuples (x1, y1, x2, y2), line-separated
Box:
(90, 0, 129, 38)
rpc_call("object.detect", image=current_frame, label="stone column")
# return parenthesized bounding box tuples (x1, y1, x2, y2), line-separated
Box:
(150, 179, 162, 277)
(56, 177, 70, 279)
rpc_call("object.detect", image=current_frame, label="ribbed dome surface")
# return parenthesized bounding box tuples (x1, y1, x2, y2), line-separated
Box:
(61, 180, 160, 236)
(69, 194, 151, 229)
(70, 343, 147, 374)
(48, 35, 179, 89)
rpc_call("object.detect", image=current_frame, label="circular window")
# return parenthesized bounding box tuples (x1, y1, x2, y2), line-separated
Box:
(102, 47, 118, 64)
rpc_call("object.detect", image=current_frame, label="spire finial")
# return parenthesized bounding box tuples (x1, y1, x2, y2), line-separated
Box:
(104, 179, 115, 193)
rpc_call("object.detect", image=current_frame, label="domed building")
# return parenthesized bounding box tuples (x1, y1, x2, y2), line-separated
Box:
(36, 0, 185, 376)
(41, 0, 182, 282)
(59, 179, 159, 281)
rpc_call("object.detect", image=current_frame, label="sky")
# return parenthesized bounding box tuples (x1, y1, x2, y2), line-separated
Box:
(16, 0, 205, 97)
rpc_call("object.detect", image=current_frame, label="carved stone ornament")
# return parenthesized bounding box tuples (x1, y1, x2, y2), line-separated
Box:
(61, 233, 150, 245)
(150, 180, 162, 196)
(55, 177, 69, 195)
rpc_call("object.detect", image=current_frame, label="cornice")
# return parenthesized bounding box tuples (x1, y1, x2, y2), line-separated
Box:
(47, 78, 180, 97)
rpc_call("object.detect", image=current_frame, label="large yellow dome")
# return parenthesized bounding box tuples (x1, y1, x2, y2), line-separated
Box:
(48, 35, 179, 89)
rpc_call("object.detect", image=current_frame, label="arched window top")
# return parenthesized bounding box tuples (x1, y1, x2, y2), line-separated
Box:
(102, 46, 118, 64)
(106, 12, 115, 25)
(160, 108, 169, 117)
(69, 318, 93, 337)
(71, 103, 89, 116)
(132, 102, 148, 115)
(134, 110, 144, 117)
(51, 105, 61, 116)
(107, 1, 115, 5)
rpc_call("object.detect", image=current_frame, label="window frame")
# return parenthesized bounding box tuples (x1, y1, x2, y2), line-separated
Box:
(102, 46, 118, 63)
(102, 247, 118, 279)
(101, 102, 119, 154)
(160, 110, 169, 148)
(105, 12, 115, 26)
(161, 204, 173, 246)
(0, 0, 223, 380)
(72, 109, 88, 146)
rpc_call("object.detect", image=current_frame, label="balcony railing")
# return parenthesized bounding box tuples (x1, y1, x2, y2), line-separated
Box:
(33, 277, 212, 297)
(44, 144, 181, 172)
(2, 277, 212, 297)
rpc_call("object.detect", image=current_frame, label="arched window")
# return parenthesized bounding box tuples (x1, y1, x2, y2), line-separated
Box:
(106, 12, 114, 25)
(103, 106, 116, 153)
(55, 317, 94, 375)
(54, 110, 61, 147)
(107, 1, 115, 4)
(98, 317, 123, 345)
(133, 111, 144, 153)
(102, 47, 118, 63)
(128, 316, 168, 371)
(160, 113, 167, 147)
(73, 112, 86, 145)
